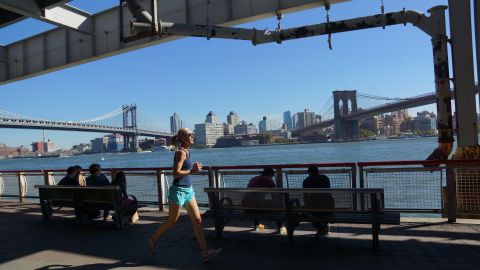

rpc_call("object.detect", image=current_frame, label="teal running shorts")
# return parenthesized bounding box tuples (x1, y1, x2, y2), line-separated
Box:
(168, 185, 195, 207)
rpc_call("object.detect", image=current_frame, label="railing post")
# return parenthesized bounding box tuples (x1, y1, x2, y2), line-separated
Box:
(43, 171, 53, 185)
(156, 170, 164, 211)
(17, 172, 25, 203)
(351, 164, 357, 188)
(446, 164, 457, 223)
(215, 170, 222, 188)
(110, 169, 117, 181)
(358, 164, 365, 210)
(276, 168, 283, 188)
(208, 167, 216, 188)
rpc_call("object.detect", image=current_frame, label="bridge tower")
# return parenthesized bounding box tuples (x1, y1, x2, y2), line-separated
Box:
(122, 104, 140, 152)
(333, 90, 359, 141)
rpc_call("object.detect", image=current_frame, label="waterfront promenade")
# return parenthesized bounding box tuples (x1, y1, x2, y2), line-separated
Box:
(1, 201, 480, 270)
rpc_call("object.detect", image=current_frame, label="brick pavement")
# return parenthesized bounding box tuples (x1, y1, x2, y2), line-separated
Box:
(0, 201, 479, 270)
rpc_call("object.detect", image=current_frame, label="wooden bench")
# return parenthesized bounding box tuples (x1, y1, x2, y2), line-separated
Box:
(204, 188, 400, 249)
(35, 185, 129, 229)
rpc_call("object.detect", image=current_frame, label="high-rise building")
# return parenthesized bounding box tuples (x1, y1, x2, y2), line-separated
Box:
(234, 121, 257, 135)
(44, 140, 55, 153)
(360, 116, 383, 134)
(106, 134, 124, 152)
(223, 123, 235, 135)
(91, 136, 109, 153)
(194, 111, 224, 147)
(259, 116, 282, 133)
(294, 109, 317, 129)
(205, 111, 218, 124)
(31, 142, 45, 153)
(415, 111, 437, 131)
(283, 111, 293, 130)
(170, 113, 184, 134)
(227, 111, 240, 126)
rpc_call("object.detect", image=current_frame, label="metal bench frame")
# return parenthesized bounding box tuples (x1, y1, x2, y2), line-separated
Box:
(205, 188, 400, 249)
(35, 185, 128, 229)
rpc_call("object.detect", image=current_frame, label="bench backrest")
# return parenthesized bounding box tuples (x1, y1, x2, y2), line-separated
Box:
(205, 188, 385, 213)
(35, 185, 123, 206)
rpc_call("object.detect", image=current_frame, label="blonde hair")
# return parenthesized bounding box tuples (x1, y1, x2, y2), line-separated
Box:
(171, 128, 191, 150)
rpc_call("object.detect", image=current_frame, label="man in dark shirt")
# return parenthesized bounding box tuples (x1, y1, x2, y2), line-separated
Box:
(243, 167, 286, 234)
(85, 163, 110, 220)
(58, 166, 79, 186)
(303, 166, 333, 237)
(85, 163, 109, 186)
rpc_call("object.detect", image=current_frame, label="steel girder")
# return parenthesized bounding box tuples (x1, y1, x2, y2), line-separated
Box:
(0, 0, 349, 85)
(0, 0, 77, 30)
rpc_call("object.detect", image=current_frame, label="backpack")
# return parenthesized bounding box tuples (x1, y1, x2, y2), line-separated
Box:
(122, 195, 139, 217)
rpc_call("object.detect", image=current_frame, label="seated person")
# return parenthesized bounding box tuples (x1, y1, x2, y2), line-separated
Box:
(243, 167, 286, 234)
(58, 166, 80, 186)
(302, 165, 333, 236)
(85, 163, 109, 186)
(111, 171, 138, 222)
(85, 163, 110, 220)
(111, 171, 128, 198)
(73, 165, 85, 186)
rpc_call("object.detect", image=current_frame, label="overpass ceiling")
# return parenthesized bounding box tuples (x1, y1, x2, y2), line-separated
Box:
(0, 0, 351, 84)
(0, 0, 73, 29)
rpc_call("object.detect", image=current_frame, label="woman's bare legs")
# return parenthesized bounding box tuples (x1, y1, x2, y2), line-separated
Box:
(183, 197, 208, 252)
(149, 201, 182, 254)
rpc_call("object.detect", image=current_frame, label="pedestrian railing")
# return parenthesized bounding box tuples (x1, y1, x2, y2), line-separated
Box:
(1, 160, 480, 221)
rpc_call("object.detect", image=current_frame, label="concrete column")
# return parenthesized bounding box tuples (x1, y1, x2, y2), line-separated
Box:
(448, 0, 478, 146)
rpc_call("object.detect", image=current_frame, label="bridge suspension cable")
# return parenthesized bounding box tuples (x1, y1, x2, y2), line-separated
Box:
(356, 92, 409, 101)
(77, 108, 125, 123)
(318, 95, 333, 116)
(0, 109, 51, 121)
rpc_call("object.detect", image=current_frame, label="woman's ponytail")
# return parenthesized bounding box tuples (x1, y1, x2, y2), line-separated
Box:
(171, 135, 179, 150)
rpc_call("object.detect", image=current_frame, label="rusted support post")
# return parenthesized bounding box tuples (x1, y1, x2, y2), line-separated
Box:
(17, 172, 25, 203)
(446, 164, 456, 223)
(208, 167, 216, 188)
(427, 6, 454, 160)
(276, 168, 283, 188)
(156, 170, 164, 211)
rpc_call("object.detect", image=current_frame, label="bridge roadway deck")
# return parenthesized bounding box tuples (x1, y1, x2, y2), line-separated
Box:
(1, 201, 480, 270)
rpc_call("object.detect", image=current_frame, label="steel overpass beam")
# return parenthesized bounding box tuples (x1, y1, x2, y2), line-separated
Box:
(40, 4, 92, 34)
(0, 0, 349, 85)
(0, 1, 90, 33)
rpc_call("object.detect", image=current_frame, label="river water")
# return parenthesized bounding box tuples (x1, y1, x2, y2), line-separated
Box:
(0, 137, 438, 170)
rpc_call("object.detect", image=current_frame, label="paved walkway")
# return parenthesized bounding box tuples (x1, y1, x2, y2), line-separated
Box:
(1, 201, 480, 270)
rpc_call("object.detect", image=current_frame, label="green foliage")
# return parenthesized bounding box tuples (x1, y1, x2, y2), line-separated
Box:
(359, 129, 376, 138)
(413, 129, 437, 136)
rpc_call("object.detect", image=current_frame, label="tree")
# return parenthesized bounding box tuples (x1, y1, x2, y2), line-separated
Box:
(359, 129, 376, 138)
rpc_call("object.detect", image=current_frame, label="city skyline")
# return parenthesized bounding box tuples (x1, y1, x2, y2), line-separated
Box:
(0, 0, 466, 148)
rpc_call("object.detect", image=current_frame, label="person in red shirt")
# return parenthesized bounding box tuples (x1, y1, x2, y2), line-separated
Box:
(244, 167, 286, 234)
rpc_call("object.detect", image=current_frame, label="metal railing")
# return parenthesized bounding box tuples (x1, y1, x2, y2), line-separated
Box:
(1, 160, 480, 221)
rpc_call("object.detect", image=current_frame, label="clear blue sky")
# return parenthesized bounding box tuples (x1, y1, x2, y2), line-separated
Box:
(0, 0, 472, 149)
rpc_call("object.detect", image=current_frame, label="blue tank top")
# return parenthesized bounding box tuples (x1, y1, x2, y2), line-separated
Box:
(172, 149, 193, 187)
